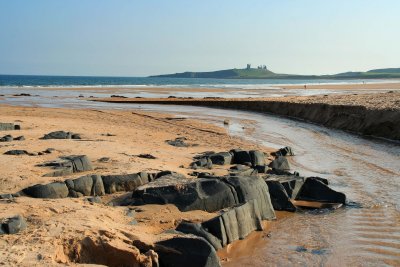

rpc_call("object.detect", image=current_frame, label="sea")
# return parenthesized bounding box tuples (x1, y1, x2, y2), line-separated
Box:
(0, 74, 396, 89)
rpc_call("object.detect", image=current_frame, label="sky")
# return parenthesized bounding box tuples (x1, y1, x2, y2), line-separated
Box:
(0, 0, 399, 77)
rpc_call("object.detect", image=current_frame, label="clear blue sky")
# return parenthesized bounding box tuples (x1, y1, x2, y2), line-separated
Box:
(0, 0, 399, 76)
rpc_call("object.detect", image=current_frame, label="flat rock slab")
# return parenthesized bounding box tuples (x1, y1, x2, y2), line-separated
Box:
(41, 131, 81, 140)
(4, 150, 29, 155)
(132, 174, 276, 220)
(23, 182, 69, 198)
(133, 175, 238, 212)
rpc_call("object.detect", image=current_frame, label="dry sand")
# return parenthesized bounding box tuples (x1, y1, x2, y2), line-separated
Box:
(94, 91, 400, 111)
(0, 104, 273, 266)
(277, 82, 400, 90)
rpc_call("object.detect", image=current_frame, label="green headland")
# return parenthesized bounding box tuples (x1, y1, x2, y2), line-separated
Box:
(150, 66, 400, 79)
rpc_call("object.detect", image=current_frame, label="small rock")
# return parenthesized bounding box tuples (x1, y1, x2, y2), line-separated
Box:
(44, 148, 55, 154)
(269, 156, 290, 171)
(110, 95, 127, 98)
(0, 135, 13, 142)
(14, 136, 25, 141)
(138, 154, 157, 159)
(0, 215, 27, 235)
(166, 137, 190, 147)
(98, 157, 110, 163)
(87, 196, 102, 204)
(4, 150, 29, 155)
(223, 119, 230, 125)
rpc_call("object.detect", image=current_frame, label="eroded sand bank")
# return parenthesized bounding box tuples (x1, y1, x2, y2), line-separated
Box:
(93, 91, 400, 141)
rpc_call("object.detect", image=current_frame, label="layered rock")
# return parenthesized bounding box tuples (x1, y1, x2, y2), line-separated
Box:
(131, 174, 276, 220)
(177, 200, 263, 250)
(0, 123, 20, 131)
(39, 155, 93, 177)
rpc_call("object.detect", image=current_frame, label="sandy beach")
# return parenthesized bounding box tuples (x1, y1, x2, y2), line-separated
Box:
(0, 104, 273, 266)
(1, 91, 399, 266)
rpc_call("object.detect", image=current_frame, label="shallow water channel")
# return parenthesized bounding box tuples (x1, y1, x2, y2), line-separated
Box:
(2, 95, 400, 266)
(143, 105, 400, 267)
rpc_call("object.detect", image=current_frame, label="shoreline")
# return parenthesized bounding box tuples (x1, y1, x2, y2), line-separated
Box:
(92, 92, 400, 141)
(2, 81, 400, 92)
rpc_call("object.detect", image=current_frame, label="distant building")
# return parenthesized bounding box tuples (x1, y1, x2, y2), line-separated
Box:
(246, 64, 251, 70)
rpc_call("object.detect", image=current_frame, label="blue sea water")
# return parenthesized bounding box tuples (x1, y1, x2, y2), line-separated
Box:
(0, 74, 391, 89)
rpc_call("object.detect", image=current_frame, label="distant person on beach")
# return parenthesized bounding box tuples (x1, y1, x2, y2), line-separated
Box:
(304, 84, 307, 89)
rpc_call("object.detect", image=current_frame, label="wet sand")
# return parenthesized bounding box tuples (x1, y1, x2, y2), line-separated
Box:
(278, 82, 400, 90)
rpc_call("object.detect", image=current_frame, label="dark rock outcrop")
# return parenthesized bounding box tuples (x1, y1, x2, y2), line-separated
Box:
(231, 149, 252, 165)
(132, 174, 276, 220)
(101, 172, 150, 194)
(274, 146, 294, 157)
(0, 135, 13, 142)
(269, 156, 290, 171)
(175, 200, 264, 251)
(4, 150, 29, 155)
(176, 221, 223, 250)
(41, 155, 93, 177)
(23, 182, 69, 198)
(249, 150, 266, 167)
(296, 177, 346, 204)
(155, 235, 221, 267)
(209, 152, 233, 165)
(66, 175, 105, 197)
(266, 180, 296, 211)
(265, 174, 304, 199)
(14, 136, 25, 141)
(0, 123, 20, 131)
(41, 131, 81, 140)
(132, 175, 237, 212)
(0, 215, 27, 235)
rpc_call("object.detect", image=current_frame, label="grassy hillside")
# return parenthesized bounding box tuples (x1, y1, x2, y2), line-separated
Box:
(151, 67, 400, 79)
